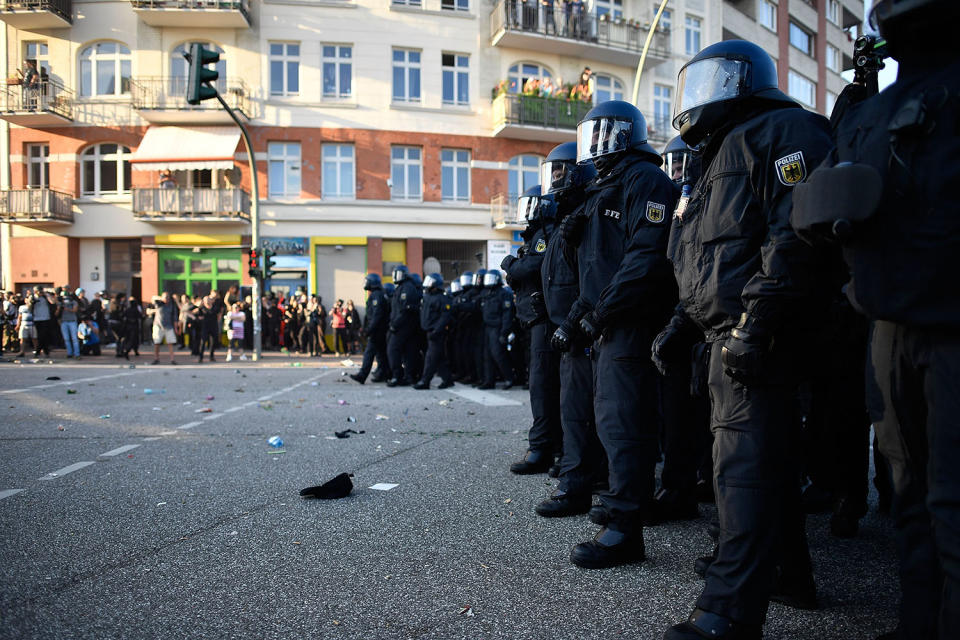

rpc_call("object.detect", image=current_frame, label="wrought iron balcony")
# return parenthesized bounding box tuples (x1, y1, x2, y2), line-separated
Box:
(491, 193, 525, 230)
(130, 0, 250, 28)
(490, 0, 670, 68)
(130, 76, 249, 124)
(0, 189, 74, 225)
(132, 188, 250, 222)
(0, 0, 71, 28)
(492, 93, 592, 142)
(0, 79, 73, 127)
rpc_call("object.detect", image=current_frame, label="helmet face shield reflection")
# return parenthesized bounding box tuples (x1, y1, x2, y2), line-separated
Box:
(451, 280, 462, 294)
(540, 160, 572, 195)
(459, 274, 471, 288)
(422, 275, 437, 290)
(673, 57, 750, 129)
(483, 272, 499, 287)
(516, 196, 538, 223)
(663, 150, 692, 183)
(576, 117, 633, 163)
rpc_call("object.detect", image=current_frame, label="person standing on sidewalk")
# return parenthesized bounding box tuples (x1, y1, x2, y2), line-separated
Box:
(151, 291, 178, 365)
(58, 288, 80, 359)
(225, 302, 246, 362)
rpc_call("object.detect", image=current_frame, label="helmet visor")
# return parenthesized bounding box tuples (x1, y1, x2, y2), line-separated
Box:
(392, 268, 404, 283)
(422, 275, 437, 290)
(483, 272, 498, 287)
(450, 280, 462, 294)
(540, 160, 575, 195)
(577, 117, 633, 163)
(517, 196, 538, 223)
(459, 274, 471, 287)
(663, 150, 692, 183)
(673, 58, 750, 129)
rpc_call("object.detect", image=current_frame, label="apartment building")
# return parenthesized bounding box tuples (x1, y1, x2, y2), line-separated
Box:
(0, 0, 857, 305)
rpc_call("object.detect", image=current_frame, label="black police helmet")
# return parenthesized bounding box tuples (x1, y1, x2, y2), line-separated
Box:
(410, 273, 422, 288)
(384, 282, 396, 296)
(392, 264, 409, 284)
(576, 100, 660, 165)
(517, 184, 542, 224)
(472, 268, 487, 288)
(422, 272, 444, 292)
(459, 271, 474, 289)
(364, 273, 382, 291)
(661, 135, 694, 184)
(673, 40, 796, 147)
(483, 269, 503, 287)
(541, 141, 598, 196)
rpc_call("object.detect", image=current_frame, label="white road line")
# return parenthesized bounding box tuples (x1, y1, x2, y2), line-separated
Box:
(39, 461, 95, 481)
(99, 444, 140, 457)
(0, 489, 25, 501)
(143, 437, 162, 441)
(177, 421, 202, 430)
(450, 388, 523, 407)
(1, 371, 144, 395)
(223, 406, 243, 413)
(202, 413, 224, 421)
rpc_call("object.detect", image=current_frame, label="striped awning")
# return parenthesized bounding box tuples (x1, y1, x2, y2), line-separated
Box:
(131, 126, 240, 171)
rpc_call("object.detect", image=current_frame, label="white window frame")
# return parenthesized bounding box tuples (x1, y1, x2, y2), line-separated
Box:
(81, 143, 131, 197)
(269, 42, 300, 97)
(24, 41, 50, 78)
(507, 62, 552, 94)
(788, 70, 816, 108)
(393, 0, 421, 6)
(657, 7, 672, 31)
(322, 143, 355, 200)
(27, 143, 49, 189)
(593, 74, 624, 105)
(79, 41, 132, 98)
(759, 0, 777, 32)
(653, 84, 672, 132)
(789, 22, 813, 57)
(685, 15, 702, 56)
(442, 53, 469, 106)
(826, 44, 841, 73)
(441, 0, 469, 11)
(441, 149, 470, 203)
(268, 142, 301, 199)
(595, 0, 623, 19)
(508, 154, 542, 202)
(827, 0, 840, 26)
(392, 48, 422, 103)
(322, 44, 352, 100)
(171, 42, 226, 95)
(391, 146, 422, 202)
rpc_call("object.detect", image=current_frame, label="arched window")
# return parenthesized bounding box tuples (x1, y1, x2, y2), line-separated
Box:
(507, 63, 551, 94)
(508, 154, 542, 202)
(79, 41, 132, 97)
(593, 74, 624, 104)
(171, 42, 226, 94)
(81, 144, 131, 197)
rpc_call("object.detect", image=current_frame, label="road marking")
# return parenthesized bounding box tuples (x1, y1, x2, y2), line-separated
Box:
(143, 437, 162, 441)
(0, 489, 25, 501)
(450, 388, 523, 407)
(202, 413, 224, 421)
(39, 461, 95, 481)
(177, 421, 201, 430)
(223, 406, 243, 413)
(0, 371, 144, 395)
(369, 483, 399, 491)
(99, 444, 140, 457)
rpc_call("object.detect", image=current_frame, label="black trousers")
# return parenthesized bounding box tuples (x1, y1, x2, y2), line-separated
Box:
(387, 324, 419, 383)
(868, 320, 960, 639)
(557, 341, 605, 495)
(484, 325, 513, 385)
(526, 321, 562, 454)
(696, 342, 811, 625)
(358, 329, 389, 381)
(659, 346, 713, 494)
(421, 333, 453, 385)
(591, 325, 660, 531)
(34, 319, 54, 355)
(473, 322, 486, 382)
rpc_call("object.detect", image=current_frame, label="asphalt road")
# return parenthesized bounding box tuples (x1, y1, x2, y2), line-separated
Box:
(0, 355, 899, 639)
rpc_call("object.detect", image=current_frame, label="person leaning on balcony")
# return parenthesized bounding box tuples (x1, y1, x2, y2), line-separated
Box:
(541, 0, 556, 34)
(159, 170, 176, 189)
(21, 59, 39, 110)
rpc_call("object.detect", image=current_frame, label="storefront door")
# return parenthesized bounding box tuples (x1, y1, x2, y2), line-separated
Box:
(158, 248, 242, 297)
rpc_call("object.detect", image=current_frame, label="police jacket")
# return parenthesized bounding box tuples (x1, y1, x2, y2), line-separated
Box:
(460, 287, 482, 324)
(505, 222, 553, 327)
(481, 286, 513, 335)
(420, 290, 453, 336)
(542, 204, 583, 327)
(566, 152, 679, 328)
(364, 288, 388, 335)
(389, 279, 421, 331)
(833, 59, 960, 329)
(667, 105, 833, 342)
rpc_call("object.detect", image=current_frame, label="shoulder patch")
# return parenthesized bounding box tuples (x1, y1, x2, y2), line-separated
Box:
(400, 292, 407, 300)
(645, 201, 666, 223)
(775, 151, 806, 186)
(602, 208, 621, 221)
(504, 301, 512, 308)
(372, 300, 378, 306)
(445, 304, 451, 310)
(535, 238, 547, 253)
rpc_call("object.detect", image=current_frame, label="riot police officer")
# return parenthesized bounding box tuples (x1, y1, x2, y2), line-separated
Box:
(660, 135, 697, 185)
(791, 2, 960, 636)
(414, 273, 455, 390)
(350, 273, 390, 384)
(661, 40, 834, 639)
(478, 269, 514, 389)
(386, 265, 422, 387)
(452, 272, 476, 382)
(557, 100, 679, 569)
(504, 185, 562, 475)
(469, 268, 488, 385)
(447, 277, 464, 378)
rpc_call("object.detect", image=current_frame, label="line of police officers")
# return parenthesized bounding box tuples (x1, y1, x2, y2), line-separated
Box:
(350, 2, 957, 635)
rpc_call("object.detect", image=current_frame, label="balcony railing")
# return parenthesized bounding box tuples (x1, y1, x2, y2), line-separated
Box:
(0, 79, 74, 125)
(0, 0, 72, 27)
(491, 193, 525, 229)
(0, 189, 74, 224)
(130, 0, 250, 27)
(132, 188, 250, 221)
(130, 76, 249, 122)
(493, 93, 592, 132)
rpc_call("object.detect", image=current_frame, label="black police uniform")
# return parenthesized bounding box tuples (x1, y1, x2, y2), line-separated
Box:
(466, 277, 487, 384)
(668, 106, 833, 626)
(387, 278, 422, 384)
(450, 284, 473, 381)
(354, 286, 390, 383)
(480, 284, 514, 387)
(418, 288, 454, 387)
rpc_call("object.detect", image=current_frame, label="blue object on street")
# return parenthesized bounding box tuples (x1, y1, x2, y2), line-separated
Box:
(268, 436, 283, 448)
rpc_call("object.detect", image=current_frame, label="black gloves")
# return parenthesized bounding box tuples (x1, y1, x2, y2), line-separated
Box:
(578, 311, 603, 341)
(517, 244, 528, 259)
(500, 254, 517, 271)
(560, 211, 587, 248)
(720, 313, 772, 385)
(551, 321, 575, 352)
(651, 310, 699, 377)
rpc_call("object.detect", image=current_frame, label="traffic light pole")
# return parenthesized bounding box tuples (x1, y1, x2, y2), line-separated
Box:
(216, 92, 262, 362)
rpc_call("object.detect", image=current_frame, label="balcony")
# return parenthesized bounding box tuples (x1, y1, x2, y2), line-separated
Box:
(132, 188, 250, 222)
(0, 0, 71, 28)
(490, 0, 670, 69)
(0, 79, 73, 127)
(130, 76, 250, 124)
(0, 189, 73, 226)
(492, 93, 592, 142)
(130, 0, 250, 28)
(647, 115, 674, 150)
(491, 193, 525, 230)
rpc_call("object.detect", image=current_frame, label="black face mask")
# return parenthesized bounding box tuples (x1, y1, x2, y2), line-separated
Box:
(593, 152, 624, 176)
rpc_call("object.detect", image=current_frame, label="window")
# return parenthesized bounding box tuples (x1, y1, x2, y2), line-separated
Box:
(268, 142, 301, 198)
(685, 16, 702, 56)
(507, 62, 551, 94)
(788, 70, 816, 108)
(393, 0, 421, 5)
(826, 91, 838, 117)
(653, 84, 672, 132)
(759, 1, 777, 32)
(826, 44, 841, 73)
(441, 0, 468, 11)
(79, 41, 131, 97)
(657, 7, 671, 31)
(789, 22, 812, 56)
(24, 41, 50, 78)
(508, 154, 541, 202)
(442, 53, 469, 106)
(171, 42, 226, 95)
(441, 149, 470, 203)
(81, 144, 131, 196)
(827, 0, 840, 25)
(269, 42, 300, 97)
(391, 146, 422, 201)
(322, 45, 352, 99)
(27, 143, 49, 189)
(595, 0, 623, 19)
(594, 74, 623, 104)
(322, 144, 355, 200)
(392, 49, 421, 103)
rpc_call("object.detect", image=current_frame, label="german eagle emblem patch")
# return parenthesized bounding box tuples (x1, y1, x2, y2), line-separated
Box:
(775, 152, 806, 186)
(535, 238, 547, 253)
(646, 202, 666, 223)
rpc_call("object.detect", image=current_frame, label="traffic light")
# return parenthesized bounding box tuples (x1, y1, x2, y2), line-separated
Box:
(184, 43, 220, 105)
(263, 250, 277, 281)
(248, 249, 260, 278)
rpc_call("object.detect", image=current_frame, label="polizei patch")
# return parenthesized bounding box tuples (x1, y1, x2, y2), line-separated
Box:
(775, 151, 806, 186)
(535, 238, 547, 253)
(646, 201, 666, 223)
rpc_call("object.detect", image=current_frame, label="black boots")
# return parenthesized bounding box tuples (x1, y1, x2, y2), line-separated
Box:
(535, 490, 591, 518)
(570, 526, 645, 569)
(664, 609, 762, 640)
(510, 449, 553, 475)
(349, 373, 365, 385)
(646, 488, 700, 525)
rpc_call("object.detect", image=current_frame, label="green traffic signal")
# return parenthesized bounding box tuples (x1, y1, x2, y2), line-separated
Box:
(263, 250, 277, 280)
(184, 43, 220, 105)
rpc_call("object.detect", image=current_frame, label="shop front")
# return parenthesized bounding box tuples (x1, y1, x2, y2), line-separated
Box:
(150, 234, 245, 299)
